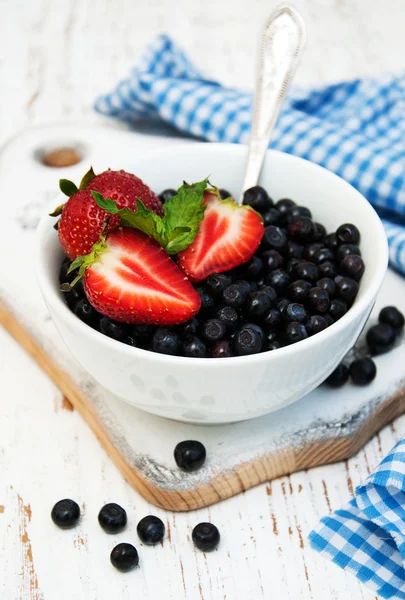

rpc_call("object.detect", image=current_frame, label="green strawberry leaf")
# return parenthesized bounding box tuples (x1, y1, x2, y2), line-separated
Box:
(79, 166, 96, 190)
(91, 178, 208, 255)
(49, 203, 65, 217)
(59, 179, 78, 197)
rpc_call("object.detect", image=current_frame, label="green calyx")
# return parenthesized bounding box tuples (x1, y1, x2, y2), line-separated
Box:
(51, 166, 97, 219)
(91, 177, 209, 255)
(60, 237, 108, 292)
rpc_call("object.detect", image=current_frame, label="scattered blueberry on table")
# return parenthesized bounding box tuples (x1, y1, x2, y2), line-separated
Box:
(51, 498, 81, 529)
(192, 522, 221, 552)
(174, 440, 207, 472)
(110, 543, 139, 572)
(137, 515, 165, 545)
(98, 503, 127, 534)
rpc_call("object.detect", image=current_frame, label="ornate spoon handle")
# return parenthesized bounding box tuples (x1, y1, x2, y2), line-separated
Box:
(239, 4, 306, 203)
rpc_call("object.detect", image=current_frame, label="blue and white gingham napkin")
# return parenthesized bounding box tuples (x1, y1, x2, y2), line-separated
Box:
(95, 33, 405, 276)
(310, 438, 405, 599)
(95, 34, 405, 596)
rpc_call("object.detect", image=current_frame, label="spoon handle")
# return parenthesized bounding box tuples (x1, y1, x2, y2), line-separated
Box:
(239, 5, 306, 203)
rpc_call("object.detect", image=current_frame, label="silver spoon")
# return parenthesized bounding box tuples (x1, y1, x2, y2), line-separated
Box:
(239, 4, 306, 204)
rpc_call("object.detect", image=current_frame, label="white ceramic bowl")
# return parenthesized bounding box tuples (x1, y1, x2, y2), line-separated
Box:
(36, 143, 388, 424)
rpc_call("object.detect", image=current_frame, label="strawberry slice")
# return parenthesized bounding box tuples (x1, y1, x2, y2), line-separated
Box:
(80, 227, 201, 325)
(177, 191, 264, 282)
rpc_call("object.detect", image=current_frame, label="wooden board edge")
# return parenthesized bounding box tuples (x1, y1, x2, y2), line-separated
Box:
(2, 300, 405, 512)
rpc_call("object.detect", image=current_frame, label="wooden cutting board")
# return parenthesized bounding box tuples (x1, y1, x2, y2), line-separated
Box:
(1, 123, 404, 512)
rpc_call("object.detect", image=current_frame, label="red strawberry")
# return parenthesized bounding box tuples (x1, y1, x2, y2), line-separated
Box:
(57, 170, 162, 260)
(177, 191, 264, 282)
(82, 227, 201, 325)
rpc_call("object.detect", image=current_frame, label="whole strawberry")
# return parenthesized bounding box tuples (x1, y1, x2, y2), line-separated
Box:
(54, 168, 162, 260)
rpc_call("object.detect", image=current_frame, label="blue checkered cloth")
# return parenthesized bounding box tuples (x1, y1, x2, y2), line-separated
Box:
(310, 438, 405, 599)
(95, 34, 405, 275)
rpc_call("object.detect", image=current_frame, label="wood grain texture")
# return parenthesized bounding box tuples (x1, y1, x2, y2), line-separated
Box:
(1, 1, 405, 598)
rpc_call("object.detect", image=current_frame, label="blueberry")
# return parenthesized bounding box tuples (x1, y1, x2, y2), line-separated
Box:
(222, 281, 251, 308)
(137, 515, 165, 545)
(287, 279, 312, 303)
(325, 364, 349, 387)
(211, 340, 234, 358)
(74, 299, 99, 327)
(237, 256, 264, 280)
(110, 543, 139, 572)
(287, 217, 315, 243)
(316, 277, 336, 297)
(324, 314, 335, 327)
(275, 198, 296, 214)
(205, 273, 232, 297)
(313, 248, 335, 264)
(183, 337, 208, 358)
(233, 324, 264, 355)
(243, 186, 273, 213)
(215, 306, 240, 334)
(292, 262, 319, 283)
(336, 244, 361, 264)
(262, 226, 288, 251)
(51, 499, 80, 529)
(196, 286, 216, 314)
(263, 308, 282, 331)
(152, 327, 180, 355)
(124, 335, 138, 347)
(336, 223, 360, 245)
(178, 317, 199, 338)
(59, 257, 78, 285)
(266, 330, 279, 343)
(350, 358, 376, 385)
(192, 522, 220, 552)
(201, 319, 227, 344)
(158, 188, 177, 204)
(379, 306, 405, 331)
(303, 243, 323, 261)
(285, 322, 308, 344)
(284, 303, 307, 323)
(329, 299, 348, 321)
(306, 315, 329, 335)
(313, 222, 327, 242)
(366, 323, 397, 355)
(219, 188, 232, 199)
(340, 255, 365, 280)
(324, 232, 339, 251)
(262, 249, 284, 272)
(267, 341, 281, 351)
(285, 258, 302, 275)
(174, 440, 206, 471)
(285, 205, 312, 223)
(286, 241, 304, 259)
(246, 291, 273, 321)
(132, 324, 156, 339)
(98, 503, 127, 534)
(265, 269, 290, 292)
(318, 261, 338, 279)
(100, 318, 127, 341)
(263, 208, 282, 226)
(334, 275, 359, 305)
(63, 284, 85, 310)
(277, 298, 290, 314)
(248, 281, 259, 293)
(307, 287, 330, 313)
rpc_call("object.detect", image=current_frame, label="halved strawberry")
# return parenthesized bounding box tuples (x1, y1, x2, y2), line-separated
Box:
(56, 169, 162, 260)
(177, 190, 264, 282)
(78, 227, 201, 325)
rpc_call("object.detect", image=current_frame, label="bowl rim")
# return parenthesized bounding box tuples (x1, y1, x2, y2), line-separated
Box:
(36, 143, 389, 369)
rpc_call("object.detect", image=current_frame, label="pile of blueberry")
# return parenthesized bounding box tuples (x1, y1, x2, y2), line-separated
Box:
(325, 305, 404, 387)
(60, 185, 366, 359)
(51, 439, 218, 572)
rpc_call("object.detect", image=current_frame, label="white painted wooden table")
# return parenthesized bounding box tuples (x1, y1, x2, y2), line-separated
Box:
(1, 1, 404, 598)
